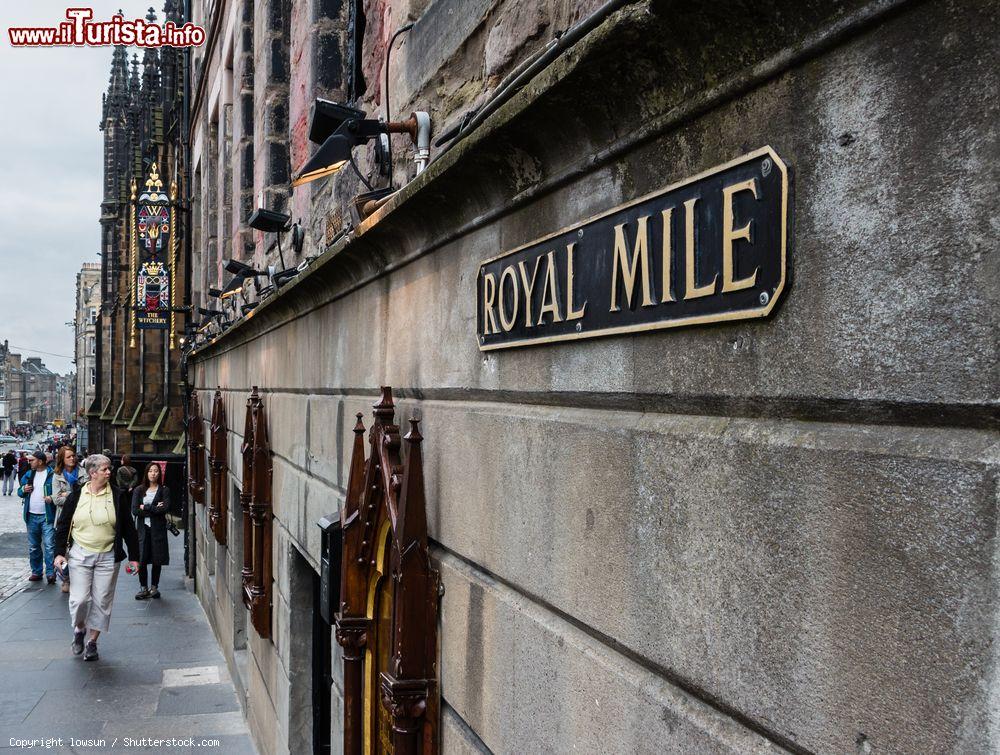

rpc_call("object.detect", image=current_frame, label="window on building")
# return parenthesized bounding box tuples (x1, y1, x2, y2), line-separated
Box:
(89, 367, 96, 386)
(88, 307, 97, 324)
(89, 337, 95, 355)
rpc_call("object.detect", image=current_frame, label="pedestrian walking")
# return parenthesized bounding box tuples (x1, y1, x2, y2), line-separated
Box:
(17, 450, 56, 584)
(1, 449, 16, 495)
(17, 452, 29, 478)
(52, 445, 87, 594)
(131, 462, 170, 600)
(115, 454, 137, 494)
(53, 454, 139, 662)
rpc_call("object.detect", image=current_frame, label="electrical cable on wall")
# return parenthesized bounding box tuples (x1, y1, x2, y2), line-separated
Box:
(384, 22, 414, 188)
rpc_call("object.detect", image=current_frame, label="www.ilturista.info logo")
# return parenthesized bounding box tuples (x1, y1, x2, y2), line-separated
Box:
(8, 8, 206, 48)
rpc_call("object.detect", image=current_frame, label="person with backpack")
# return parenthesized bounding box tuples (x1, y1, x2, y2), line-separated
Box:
(18, 450, 56, 584)
(115, 454, 138, 494)
(53, 446, 87, 594)
(1, 450, 16, 495)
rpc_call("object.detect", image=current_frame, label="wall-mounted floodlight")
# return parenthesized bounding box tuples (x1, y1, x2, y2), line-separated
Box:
(221, 274, 246, 295)
(309, 100, 366, 144)
(248, 208, 291, 233)
(273, 268, 300, 288)
(223, 258, 265, 277)
(208, 287, 223, 298)
(244, 210, 305, 267)
(293, 98, 431, 188)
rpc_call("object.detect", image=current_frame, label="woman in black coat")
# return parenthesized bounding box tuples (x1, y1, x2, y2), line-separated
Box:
(131, 462, 170, 599)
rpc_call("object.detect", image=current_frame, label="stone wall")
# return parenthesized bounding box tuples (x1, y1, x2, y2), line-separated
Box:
(188, 0, 999, 753)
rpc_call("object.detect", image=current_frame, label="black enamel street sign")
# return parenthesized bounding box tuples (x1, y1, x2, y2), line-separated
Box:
(477, 147, 789, 351)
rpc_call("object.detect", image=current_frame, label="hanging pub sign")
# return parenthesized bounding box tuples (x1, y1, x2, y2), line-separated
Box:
(137, 261, 170, 327)
(130, 160, 178, 340)
(477, 146, 789, 350)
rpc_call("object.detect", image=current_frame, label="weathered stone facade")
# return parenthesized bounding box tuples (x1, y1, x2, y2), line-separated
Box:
(186, 1, 999, 753)
(2, 354, 59, 429)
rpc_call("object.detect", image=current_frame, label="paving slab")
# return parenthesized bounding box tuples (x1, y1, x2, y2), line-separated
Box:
(0, 531, 256, 752)
(156, 683, 242, 716)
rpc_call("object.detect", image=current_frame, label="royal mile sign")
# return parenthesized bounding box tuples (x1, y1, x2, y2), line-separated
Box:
(477, 147, 789, 350)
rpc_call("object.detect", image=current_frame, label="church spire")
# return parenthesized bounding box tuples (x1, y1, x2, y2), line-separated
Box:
(141, 7, 161, 104)
(103, 44, 129, 121)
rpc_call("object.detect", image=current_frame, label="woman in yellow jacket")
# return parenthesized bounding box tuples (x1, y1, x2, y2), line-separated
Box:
(53, 453, 139, 661)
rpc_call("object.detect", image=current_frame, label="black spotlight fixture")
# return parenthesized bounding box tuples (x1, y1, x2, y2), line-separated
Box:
(309, 100, 366, 143)
(221, 275, 246, 296)
(198, 307, 223, 319)
(241, 302, 259, 316)
(245, 210, 305, 267)
(248, 207, 291, 233)
(223, 258, 265, 277)
(293, 98, 431, 188)
(273, 267, 300, 288)
(208, 287, 223, 298)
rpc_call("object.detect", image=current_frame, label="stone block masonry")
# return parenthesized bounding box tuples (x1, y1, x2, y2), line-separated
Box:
(185, 0, 999, 752)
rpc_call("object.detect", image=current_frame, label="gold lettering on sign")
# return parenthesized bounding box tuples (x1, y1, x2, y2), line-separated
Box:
(517, 256, 544, 327)
(482, 272, 498, 335)
(683, 197, 717, 300)
(565, 242, 587, 321)
(610, 215, 655, 312)
(537, 251, 563, 324)
(721, 178, 760, 292)
(660, 207, 674, 303)
(498, 266, 519, 332)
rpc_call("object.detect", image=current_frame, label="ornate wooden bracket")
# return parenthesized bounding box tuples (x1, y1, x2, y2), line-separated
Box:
(186, 389, 205, 504)
(240, 386, 273, 639)
(208, 387, 228, 545)
(335, 387, 441, 755)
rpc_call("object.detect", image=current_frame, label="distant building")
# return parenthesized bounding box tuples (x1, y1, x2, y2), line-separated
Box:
(15, 357, 57, 426)
(74, 262, 101, 449)
(54, 374, 74, 424)
(0, 341, 11, 433)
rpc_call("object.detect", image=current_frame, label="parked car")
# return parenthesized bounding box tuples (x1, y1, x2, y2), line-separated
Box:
(0, 434, 17, 444)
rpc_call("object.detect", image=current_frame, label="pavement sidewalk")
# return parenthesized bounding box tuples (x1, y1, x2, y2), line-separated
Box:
(0, 526, 255, 754)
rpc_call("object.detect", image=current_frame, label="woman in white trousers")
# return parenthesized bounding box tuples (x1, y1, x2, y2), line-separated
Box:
(53, 454, 139, 661)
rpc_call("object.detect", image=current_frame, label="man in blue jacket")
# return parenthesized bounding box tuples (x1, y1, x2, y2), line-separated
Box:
(18, 450, 56, 584)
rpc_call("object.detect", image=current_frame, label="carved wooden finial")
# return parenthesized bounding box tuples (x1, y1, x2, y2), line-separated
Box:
(337, 385, 440, 753)
(353, 412, 365, 434)
(373, 386, 395, 425)
(404, 416, 423, 444)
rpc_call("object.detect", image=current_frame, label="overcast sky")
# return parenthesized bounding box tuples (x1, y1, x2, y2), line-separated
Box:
(0, 2, 156, 375)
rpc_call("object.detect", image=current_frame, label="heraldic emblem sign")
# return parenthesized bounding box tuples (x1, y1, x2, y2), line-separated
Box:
(130, 159, 179, 345)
